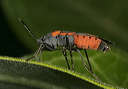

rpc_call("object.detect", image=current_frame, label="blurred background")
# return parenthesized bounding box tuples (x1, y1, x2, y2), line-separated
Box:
(0, 0, 128, 88)
(0, 0, 128, 57)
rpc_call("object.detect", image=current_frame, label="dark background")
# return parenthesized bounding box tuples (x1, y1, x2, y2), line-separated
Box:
(0, 4, 30, 57)
(0, 0, 128, 57)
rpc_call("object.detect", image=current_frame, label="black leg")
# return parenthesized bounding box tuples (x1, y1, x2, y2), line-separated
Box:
(84, 49, 92, 72)
(65, 34, 74, 71)
(39, 47, 42, 62)
(26, 44, 42, 61)
(76, 49, 100, 80)
(76, 49, 90, 70)
(69, 48, 74, 71)
(62, 48, 70, 69)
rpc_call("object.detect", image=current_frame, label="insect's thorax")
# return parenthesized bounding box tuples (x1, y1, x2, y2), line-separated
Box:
(39, 32, 74, 51)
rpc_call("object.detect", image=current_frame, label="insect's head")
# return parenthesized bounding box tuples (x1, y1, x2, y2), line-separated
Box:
(36, 36, 45, 45)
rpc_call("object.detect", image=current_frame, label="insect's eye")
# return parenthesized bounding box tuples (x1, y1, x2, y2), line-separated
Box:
(41, 37, 45, 41)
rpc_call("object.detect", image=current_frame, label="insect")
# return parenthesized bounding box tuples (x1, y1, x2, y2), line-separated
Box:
(18, 18, 114, 80)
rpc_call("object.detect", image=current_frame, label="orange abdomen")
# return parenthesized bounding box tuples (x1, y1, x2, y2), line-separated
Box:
(74, 34, 102, 50)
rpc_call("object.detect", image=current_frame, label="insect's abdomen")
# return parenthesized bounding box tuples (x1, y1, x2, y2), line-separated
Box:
(73, 34, 110, 52)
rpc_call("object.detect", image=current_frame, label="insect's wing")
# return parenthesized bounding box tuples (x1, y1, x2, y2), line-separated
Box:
(98, 37, 115, 45)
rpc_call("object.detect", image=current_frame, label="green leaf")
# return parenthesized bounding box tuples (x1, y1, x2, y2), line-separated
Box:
(21, 47, 128, 88)
(0, 56, 122, 89)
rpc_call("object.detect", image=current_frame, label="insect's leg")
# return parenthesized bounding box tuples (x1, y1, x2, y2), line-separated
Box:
(69, 49, 74, 71)
(76, 49, 100, 80)
(65, 35, 74, 71)
(76, 49, 90, 70)
(26, 44, 42, 61)
(38, 47, 43, 62)
(84, 49, 100, 80)
(62, 48, 70, 70)
(84, 49, 92, 72)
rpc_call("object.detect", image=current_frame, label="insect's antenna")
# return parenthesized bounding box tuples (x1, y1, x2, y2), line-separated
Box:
(18, 18, 37, 41)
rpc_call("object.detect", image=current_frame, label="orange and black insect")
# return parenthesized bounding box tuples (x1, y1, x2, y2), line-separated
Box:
(18, 18, 114, 80)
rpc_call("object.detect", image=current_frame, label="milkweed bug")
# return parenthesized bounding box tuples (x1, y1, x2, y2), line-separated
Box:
(18, 18, 114, 80)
